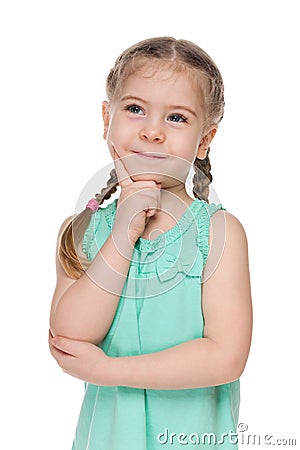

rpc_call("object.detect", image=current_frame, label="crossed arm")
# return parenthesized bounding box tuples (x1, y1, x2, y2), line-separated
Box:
(49, 211, 253, 390)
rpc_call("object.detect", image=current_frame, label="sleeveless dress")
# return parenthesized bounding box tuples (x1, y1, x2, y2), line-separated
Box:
(72, 197, 240, 450)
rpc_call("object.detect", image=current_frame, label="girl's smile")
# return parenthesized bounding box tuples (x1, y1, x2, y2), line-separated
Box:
(132, 150, 168, 159)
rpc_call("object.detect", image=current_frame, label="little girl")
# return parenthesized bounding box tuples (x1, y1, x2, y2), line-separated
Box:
(49, 36, 252, 449)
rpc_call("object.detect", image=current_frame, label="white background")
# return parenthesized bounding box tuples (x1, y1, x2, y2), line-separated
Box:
(1, 1, 299, 448)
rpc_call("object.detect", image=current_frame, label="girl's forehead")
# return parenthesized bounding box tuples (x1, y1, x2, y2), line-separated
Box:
(125, 60, 203, 85)
(125, 69, 192, 87)
(118, 63, 207, 103)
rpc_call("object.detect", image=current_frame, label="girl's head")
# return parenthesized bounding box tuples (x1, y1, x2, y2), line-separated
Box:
(105, 37, 224, 127)
(59, 37, 225, 278)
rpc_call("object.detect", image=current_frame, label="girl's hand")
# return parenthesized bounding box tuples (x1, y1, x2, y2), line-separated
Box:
(112, 146, 162, 244)
(49, 331, 113, 386)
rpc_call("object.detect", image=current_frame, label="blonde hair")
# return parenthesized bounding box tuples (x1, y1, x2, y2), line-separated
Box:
(59, 36, 225, 279)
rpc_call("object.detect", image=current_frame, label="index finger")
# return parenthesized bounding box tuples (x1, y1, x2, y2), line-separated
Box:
(112, 146, 133, 187)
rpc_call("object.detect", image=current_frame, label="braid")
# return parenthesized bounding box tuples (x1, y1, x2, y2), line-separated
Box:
(94, 168, 119, 206)
(192, 148, 213, 203)
(58, 168, 119, 279)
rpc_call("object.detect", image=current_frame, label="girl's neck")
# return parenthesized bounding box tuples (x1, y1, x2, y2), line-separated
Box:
(116, 184, 194, 213)
(160, 184, 194, 206)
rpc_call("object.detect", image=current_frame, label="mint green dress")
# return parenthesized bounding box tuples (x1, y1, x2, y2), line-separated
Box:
(72, 197, 240, 450)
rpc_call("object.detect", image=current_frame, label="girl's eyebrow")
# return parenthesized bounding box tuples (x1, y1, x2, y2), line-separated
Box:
(169, 105, 197, 117)
(121, 95, 146, 103)
(120, 95, 197, 118)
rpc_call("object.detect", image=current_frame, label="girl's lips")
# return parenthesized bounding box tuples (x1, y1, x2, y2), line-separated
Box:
(133, 151, 167, 160)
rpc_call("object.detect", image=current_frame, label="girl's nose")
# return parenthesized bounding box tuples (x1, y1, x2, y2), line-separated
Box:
(139, 126, 166, 143)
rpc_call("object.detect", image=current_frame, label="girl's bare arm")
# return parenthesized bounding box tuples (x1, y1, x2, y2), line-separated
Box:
(49, 215, 135, 345)
(50, 155, 161, 347)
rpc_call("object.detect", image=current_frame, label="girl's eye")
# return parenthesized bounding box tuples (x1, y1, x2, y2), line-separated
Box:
(125, 104, 144, 115)
(168, 113, 188, 123)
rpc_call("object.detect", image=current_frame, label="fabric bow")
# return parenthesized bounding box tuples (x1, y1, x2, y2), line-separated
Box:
(155, 247, 204, 283)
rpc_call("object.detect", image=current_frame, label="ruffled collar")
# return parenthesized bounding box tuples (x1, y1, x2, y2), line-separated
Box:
(104, 197, 206, 253)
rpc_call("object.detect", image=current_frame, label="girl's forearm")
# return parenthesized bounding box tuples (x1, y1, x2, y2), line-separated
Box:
(50, 225, 135, 344)
(107, 338, 242, 389)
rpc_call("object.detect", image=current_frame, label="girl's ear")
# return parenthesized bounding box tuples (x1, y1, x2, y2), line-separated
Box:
(102, 101, 110, 139)
(197, 126, 218, 160)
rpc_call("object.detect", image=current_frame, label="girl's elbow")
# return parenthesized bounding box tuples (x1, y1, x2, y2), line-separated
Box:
(217, 350, 247, 384)
(49, 304, 78, 338)
(229, 352, 249, 381)
(49, 314, 71, 339)
(49, 316, 58, 337)
(49, 314, 62, 338)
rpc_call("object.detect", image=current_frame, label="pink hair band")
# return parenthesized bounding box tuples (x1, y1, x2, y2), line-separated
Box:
(86, 198, 99, 212)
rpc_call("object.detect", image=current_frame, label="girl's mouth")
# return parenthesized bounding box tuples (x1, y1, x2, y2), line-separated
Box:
(133, 151, 167, 160)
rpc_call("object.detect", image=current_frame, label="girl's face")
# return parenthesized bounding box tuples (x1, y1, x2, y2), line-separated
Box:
(102, 67, 217, 187)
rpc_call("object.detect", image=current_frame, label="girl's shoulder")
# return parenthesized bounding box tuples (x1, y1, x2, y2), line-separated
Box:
(208, 208, 247, 242)
(205, 208, 249, 274)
